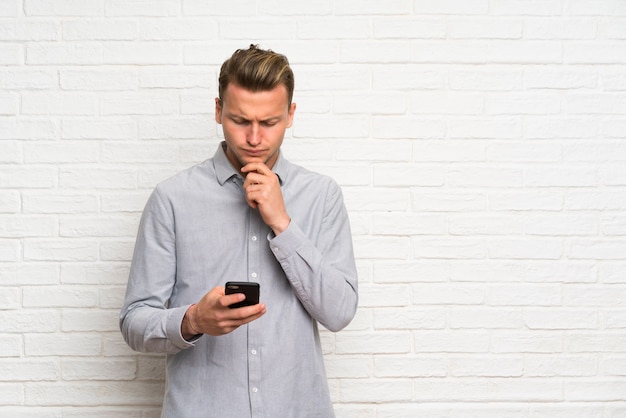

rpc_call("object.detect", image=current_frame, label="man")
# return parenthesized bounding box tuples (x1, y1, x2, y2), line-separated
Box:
(119, 44, 359, 417)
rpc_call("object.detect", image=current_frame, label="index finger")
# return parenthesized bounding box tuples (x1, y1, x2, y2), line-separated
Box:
(241, 162, 271, 175)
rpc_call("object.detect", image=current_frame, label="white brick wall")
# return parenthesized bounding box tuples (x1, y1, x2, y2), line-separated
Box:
(1, 0, 625, 416)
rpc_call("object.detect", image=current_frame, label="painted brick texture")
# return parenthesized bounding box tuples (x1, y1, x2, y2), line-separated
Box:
(1, 0, 626, 416)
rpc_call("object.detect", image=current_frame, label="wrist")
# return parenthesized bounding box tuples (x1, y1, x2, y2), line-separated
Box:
(183, 304, 201, 339)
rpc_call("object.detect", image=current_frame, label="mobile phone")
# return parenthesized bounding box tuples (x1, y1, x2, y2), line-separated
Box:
(225, 282, 260, 309)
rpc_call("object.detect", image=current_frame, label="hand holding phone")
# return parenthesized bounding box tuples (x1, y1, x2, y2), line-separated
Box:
(225, 282, 260, 309)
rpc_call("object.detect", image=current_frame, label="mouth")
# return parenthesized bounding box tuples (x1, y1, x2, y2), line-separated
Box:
(243, 149, 266, 158)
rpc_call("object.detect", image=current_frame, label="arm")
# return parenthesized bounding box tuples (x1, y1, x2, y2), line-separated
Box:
(119, 188, 192, 354)
(269, 180, 358, 332)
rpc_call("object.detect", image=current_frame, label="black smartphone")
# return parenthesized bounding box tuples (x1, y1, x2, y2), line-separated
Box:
(225, 282, 260, 309)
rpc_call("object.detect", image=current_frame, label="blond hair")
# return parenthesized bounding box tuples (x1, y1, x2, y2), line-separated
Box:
(218, 44, 294, 106)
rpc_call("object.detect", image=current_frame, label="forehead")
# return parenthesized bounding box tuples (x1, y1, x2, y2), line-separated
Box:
(222, 82, 290, 108)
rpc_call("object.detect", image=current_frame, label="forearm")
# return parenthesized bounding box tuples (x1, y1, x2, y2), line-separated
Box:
(270, 222, 358, 332)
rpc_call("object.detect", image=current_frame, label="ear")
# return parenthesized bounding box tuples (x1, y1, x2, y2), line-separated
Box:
(286, 102, 296, 128)
(215, 98, 222, 124)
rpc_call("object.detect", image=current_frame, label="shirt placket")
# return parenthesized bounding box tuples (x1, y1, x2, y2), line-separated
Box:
(247, 207, 263, 417)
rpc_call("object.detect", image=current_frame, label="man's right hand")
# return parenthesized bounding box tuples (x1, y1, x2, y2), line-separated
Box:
(181, 286, 266, 340)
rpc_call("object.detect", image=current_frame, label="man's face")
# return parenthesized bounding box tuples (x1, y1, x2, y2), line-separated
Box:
(215, 83, 296, 172)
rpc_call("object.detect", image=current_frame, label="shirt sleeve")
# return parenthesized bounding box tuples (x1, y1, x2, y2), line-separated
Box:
(119, 187, 196, 353)
(269, 179, 358, 332)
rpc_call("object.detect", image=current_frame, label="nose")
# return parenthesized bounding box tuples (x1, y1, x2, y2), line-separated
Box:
(247, 123, 261, 146)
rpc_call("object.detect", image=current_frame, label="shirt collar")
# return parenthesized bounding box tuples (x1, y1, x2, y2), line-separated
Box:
(213, 141, 287, 186)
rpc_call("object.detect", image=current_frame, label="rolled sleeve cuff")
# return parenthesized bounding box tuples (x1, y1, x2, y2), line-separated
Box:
(167, 304, 200, 349)
(268, 221, 306, 262)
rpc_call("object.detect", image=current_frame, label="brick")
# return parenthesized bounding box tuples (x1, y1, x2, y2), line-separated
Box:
(106, 0, 179, 17)
(61, 307, 118, 331)
(570, 240, 626, 260)
(0, 310, 57, 333)
(0, 359, 58, 381)
(566, 42, 626, 64)
(219, 19, 294, 40)
(449, 356, 523, 377)
(0, 0, 19, 17)
(352, 236, 410, 260)
(22, 92, 96, 116)
(374, 165, 445, 187)
(448, 17, 522, 39)
(101, 142, 180, 163)
(0, 191, 20, 213)
(324, 355, 371, 378)
(338, 379, 412, 403)
(0, 382, 24, 405)
(25, 334, 101, 357)
(414, 378, 562, 401)
(0, 239, 20, 261)
(525, 261, 597, 283)
(62, 118, 136, 140)
(373, 212, 446, 235)
(26, 43, 102, 65)
(451, 261, 524, 282)
(525, 67, 598, 89)
(373, 116, 445, 139)
(24, 0, 104, 16)
(24, 381, 164, 406)
(24, 141, 99, 163)
(0, 263, 60, 286)
(0, 334, 22, 357)
(488, 238, 562, 260)
(414, 331, 490, 353)
(374, 17, 445, 39)
(524, 309, 598, 330)
(524, 213, 597, 236)
(0, 141, 20, 163)
(100, 92, 179, 115)
(0, 118, 58, 140)
(373, 261, 448, 283)
(61, 263, 129, 285)
(102, 42, 180, 65)
(138, 117, 211, 140)
(412, 237, 485, 259)
(413, 40, 487, 64)
(374, 355, 446, 378)
(0, 44, 23, 65)
(525, 17, 597, 40)
(23, 286, 98, 308)
(59, 168, 137, 189)
(449, 308, 522, 329)
(411, 91, 484, 114)
(341, 40, 412, 63)
(63, 19, 137, 40)
(411, 283, 484, 305)
(565, 380, 626, 401)
(335, 0, 409, 15)
(412, 192, 487, 212)
(491, 0, 561, 16)
(0, 287, 20, 310)
(492, 332, 562, 353)
(0, 21, 59, 41)
(24, 239, 99, 262)
(343, 188, 408, 211)
(525, 355, 598, 377)
(525, 116, 599, 139)
(564, 285, 626, 306)
(449, 214, 524, 235)
(335, 331, 411, 354)
(61, 359, 136, 380)
(22, 192, 98, 214)
(449, 117, 522, 139)
(412, 0, 488, 15)
(374, 307, 446, 329)
(450, 69, 524, 90)
(0, 69, 57, 91)
(490, 191, 563, 211)
(448, 167, 523, 187)
(0, 215, 57, 238)
(60, 69, 138, 90)
(372, 67, 445, 90)
(567, 333, 626, 353)
(299, 18, 370, 39)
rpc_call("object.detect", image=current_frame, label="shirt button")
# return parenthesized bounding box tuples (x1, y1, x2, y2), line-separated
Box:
(251, 235, 257, 241)
(252, 387, 258, 393)
(251, 272, 257, 278)
(251, 349, 257, 355)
